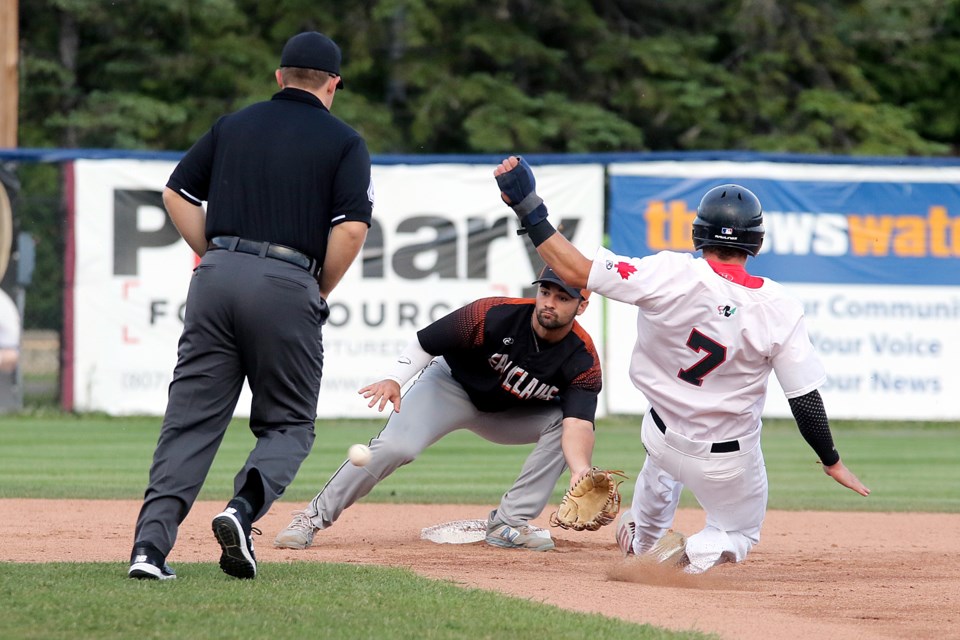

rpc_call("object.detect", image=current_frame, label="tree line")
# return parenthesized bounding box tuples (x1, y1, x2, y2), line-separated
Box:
(18, 0, 960, 156)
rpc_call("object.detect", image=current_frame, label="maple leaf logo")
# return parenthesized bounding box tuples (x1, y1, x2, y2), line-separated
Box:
(615, 261, 637, 280)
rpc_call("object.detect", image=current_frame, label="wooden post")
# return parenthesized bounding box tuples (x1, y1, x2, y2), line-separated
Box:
(0, 0, 19, 148)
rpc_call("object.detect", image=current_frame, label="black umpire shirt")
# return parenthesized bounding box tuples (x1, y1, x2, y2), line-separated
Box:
(166, 87, 373, 261)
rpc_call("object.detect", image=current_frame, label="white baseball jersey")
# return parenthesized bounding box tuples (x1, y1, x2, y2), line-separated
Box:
(588, 248, 825, 442)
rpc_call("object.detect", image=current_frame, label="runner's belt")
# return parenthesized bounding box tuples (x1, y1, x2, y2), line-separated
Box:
(650, 408, 740, 453)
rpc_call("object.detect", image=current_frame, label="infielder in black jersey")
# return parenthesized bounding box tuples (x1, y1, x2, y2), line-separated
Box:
(274, 267, 603, 551)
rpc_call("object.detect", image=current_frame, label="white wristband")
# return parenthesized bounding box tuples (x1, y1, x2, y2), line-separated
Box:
(382, 337, 435, 387)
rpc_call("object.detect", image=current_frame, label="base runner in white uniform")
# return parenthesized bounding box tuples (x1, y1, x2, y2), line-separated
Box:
(274, 268, 603, 552)
(494, 156, 870, 573)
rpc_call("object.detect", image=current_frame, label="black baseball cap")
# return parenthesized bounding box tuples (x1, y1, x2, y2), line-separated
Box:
(532, 266, 589, 300)
(280, 31, 344, 89)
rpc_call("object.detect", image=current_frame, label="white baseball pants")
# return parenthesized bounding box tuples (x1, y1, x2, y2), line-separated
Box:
(628, 411, 767, 573)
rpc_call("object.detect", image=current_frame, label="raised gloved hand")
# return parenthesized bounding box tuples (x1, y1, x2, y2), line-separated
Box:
(494, 156, 550, 227)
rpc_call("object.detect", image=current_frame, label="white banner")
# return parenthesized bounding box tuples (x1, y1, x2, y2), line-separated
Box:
(72, 160, 186, 415)
(763, 284, 959, 420)
(70, 160, 606, 417)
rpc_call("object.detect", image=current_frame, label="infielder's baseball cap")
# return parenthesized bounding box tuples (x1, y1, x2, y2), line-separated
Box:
(532, 266, 590, 300)
(280, 31, 344, 89)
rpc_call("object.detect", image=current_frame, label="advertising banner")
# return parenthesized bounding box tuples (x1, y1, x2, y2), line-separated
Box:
(604, 161, 960, 420)
(69, 160, 606, 417)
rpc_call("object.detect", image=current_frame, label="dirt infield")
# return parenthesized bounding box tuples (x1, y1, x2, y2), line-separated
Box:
(2, 499, 958, 640)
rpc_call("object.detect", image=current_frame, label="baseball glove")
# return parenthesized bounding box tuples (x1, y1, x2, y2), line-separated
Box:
(549, 468, 627, 531)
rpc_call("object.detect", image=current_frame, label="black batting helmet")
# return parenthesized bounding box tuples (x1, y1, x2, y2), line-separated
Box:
(692, 184, 764, 256)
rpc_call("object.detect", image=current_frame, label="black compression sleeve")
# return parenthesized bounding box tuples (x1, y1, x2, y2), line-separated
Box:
(788, 390, 840, 466)
(521, 218, 557, 247)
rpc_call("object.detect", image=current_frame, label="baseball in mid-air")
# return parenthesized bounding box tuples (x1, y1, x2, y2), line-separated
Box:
(348, 443, 371, 467)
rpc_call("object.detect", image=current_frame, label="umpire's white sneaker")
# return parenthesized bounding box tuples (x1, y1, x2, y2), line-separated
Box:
(484, 511, 555, 552)
(274, 510, 318, 550)
(212, 507, 259, 579)
(647, 529, 689, 568)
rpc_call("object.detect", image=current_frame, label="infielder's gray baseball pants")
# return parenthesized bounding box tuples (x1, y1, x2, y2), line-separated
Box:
(134, 249, 325, 556)
(305, 357, 566, 529)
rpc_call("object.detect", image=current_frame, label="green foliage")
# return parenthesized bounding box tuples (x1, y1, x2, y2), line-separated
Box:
(15, 0, 959, 155)
(0, 563, 712, 640)
(46, 91, 189, 149)
(746, 89, 949, 155)
(846, 0, 960, 149)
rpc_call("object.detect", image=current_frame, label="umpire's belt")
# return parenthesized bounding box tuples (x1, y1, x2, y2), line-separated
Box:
(650, 408, 740, 453)
(208, 236, 320, 279)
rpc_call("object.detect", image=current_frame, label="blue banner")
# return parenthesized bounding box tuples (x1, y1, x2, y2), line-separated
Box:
(608, 170, 960, 285)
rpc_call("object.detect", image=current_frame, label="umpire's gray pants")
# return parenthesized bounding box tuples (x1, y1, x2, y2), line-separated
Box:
(134, 249, 325, 556)
(305, 357, 566, 529)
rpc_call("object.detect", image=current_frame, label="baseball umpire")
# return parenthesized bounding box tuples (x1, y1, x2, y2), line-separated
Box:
(274, 267, 603, 552)
(494, 156, 870, 573)
(129, 31, 373, 580)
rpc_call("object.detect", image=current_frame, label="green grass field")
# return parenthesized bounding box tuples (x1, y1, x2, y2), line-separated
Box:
(1, 412, 958, 639)
(2, 413, 957, 511)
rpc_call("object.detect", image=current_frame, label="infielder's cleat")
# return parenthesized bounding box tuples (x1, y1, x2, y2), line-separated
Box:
(647, 529, 689, 568)
(212, 507, 259, 579)
(274, 510, 317, 549)
(615, 510, 637, 556)
(128, 543, 176, 580)
(484, 511, 555, 551)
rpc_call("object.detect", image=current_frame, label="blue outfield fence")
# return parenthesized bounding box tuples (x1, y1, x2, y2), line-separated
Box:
(5, 146, 960, 166)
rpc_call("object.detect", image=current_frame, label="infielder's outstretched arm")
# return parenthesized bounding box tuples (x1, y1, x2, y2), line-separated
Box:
(561, 417, 595, 488)
(493, 156, 592, 288)
(358, 379, 402, 413)
(359, 335, 436, 413)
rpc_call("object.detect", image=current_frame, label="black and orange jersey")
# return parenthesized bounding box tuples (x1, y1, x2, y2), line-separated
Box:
(417, 297, 602, 421)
